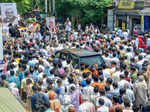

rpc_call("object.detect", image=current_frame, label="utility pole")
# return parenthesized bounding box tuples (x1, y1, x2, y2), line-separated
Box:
(47, 0, 55, 15)
(52, 0, 55, 14)
(48, 0, 52, 14)
(45, 0, 48, 13)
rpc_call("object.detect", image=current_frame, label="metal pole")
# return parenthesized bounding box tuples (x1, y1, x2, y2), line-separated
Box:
(45, 0, 48, 13)
(52, 0, 55, 13)
(49, 0, 52, 14)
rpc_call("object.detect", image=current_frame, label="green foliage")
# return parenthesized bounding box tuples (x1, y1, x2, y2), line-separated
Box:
(1, 0, 110, 23)
(56, 0, 110, 23)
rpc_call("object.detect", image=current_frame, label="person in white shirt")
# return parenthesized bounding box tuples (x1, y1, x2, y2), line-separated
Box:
(112, 67, 121, 83)
(34, 31, 43, 40)
(122, 30, 128, 40)
(82, 78, 94, 101)
(65, 18, 71, 32)
(96, 90, 112, 108)
(103, 53, 111, 67)
(79, 95, 96, 112)
(124, 83, 135, 104)
(126, 48, 134, 61)
(118, 75, 130, 90)
(97, 98, 109, 112)
(136, 55, 145, 72)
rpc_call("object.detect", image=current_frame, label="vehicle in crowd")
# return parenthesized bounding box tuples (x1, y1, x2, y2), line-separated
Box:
(55, 48, 105, 69)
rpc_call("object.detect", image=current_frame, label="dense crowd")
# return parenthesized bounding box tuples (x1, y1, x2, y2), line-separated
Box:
(0, 18, 150, 112)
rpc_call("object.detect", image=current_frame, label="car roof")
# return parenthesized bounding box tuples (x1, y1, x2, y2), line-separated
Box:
(60, 48, 100, 57)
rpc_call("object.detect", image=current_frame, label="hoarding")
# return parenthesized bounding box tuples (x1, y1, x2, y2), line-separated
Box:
(118, 0, 135, 9)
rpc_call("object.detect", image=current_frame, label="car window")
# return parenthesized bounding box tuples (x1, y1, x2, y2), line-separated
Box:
(71, 54, 79, 67)
(55, 52, 61, 58)
(60, 53, 68, 60)
(67, 53, 72, 61)
(80, 55, 103, 66)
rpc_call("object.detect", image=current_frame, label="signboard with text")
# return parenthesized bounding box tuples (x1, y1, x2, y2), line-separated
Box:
(135, 0, 144, 9)
(118, 0, 135, 9)
(118, 0, 144, 9)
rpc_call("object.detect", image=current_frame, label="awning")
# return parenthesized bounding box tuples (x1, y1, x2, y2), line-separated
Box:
(116, 8, 150, 16)
(115, 9, 141, 16)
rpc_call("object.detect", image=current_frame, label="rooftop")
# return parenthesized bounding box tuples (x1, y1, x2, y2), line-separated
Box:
(62, 48, 100, 57)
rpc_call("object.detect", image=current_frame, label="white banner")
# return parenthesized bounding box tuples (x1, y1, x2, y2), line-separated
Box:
(0, 3, 18, 35)
(0, 23, 3, 63)
(46, 16, 55, 30)
(1, 3, 18, 25)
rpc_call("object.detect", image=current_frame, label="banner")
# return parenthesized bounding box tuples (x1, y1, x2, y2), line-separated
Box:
(0, 23, 3, 64)
(46, 16, 55, 30)
(0, 3, 18, 35)
(135, 0, 144, 9)
(0, 3, 18, 25)
(118, 0, 135, 9)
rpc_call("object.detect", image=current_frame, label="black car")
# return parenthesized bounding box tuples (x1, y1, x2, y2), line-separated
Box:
(55, 48, 105, 68)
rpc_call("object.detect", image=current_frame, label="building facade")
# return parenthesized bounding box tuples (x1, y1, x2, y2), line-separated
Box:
(107, 0, 150, 32)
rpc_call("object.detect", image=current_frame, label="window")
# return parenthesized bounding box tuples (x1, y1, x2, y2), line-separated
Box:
(80, 55, 103, 66)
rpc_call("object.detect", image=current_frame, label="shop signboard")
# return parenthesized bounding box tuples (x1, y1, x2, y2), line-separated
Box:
(135, 0, 144, 9)
(118, 0, 135, 9)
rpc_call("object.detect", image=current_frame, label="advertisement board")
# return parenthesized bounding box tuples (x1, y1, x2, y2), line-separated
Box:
(135, 0, 144, 9)
(0, 3, 18, 25)
(46, 16, 55, 30)
(118, 0, 135, 9)
(118, 0, 144, 9)
(0, 23, 3, 64)
(0, 3, 18, 36)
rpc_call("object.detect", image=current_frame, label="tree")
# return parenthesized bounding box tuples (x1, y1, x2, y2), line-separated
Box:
(56, 0, 110, 24)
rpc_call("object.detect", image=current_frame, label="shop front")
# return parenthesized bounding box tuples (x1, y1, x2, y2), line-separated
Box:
(114, 0, 144, 33)
(140, 7, 150, 31)
(115, 10, 141, 32)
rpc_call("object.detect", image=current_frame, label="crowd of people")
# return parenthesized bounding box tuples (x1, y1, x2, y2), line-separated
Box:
(0, 18, 150, 112)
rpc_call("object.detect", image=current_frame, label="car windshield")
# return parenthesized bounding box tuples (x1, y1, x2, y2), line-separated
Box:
(80, 55, 103, 65)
